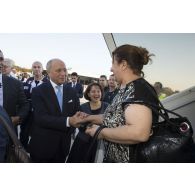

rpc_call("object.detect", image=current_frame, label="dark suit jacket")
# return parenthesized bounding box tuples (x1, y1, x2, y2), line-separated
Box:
(2, 75, 29, 122)
(0, 106, 10, 162)
(67, 82, 83, 98)
(29, 81, 80, 161)
(23, 76, 49, 100)
(103, 88, 119, 104)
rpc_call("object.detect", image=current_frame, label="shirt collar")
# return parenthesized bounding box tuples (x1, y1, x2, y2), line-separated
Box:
(50, 79, 63, 90)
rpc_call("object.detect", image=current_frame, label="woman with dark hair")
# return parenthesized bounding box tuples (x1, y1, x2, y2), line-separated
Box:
(67, 83, 109, 162)
(83, 44, 159, 163)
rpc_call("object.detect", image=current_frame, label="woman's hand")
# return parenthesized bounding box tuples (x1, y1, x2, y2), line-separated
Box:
(85, 124, 103, 139)
(79, 112, 89, 119)
(81, 114, 104, 125)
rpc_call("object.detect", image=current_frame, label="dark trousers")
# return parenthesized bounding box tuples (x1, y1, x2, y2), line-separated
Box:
(67, 132, 97, 163)
(31, 154, 66, 163)
(30, 136, 71, 163)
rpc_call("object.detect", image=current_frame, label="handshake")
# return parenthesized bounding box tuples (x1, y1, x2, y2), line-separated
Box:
(69, 111, 103, 138)
(69, 111, 90, 128)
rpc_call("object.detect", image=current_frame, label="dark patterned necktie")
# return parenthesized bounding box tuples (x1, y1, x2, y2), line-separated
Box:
(35, 80, 40, 86)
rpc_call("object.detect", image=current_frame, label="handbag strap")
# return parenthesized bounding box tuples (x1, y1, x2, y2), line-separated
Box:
(123, 79, 186, 126)
(84, 125, 106, 162)
(124, 78, 169, 118)
(128, 100, 190, 127)
(0, 114, 31, 163)
(140, 79, 170, 118)
(0, 114, 22, 147)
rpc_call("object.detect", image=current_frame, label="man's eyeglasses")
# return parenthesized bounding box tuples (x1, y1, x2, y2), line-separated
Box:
(0, 64, 9, 68)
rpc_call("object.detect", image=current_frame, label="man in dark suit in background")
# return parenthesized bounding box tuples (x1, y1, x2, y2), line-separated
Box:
(0, 52, 29, 130)
(67, 72, 83, 99)
(20, 61, 48, 149)
(98, 75, 109, 100)
(67, 72, 84, 139)
(0, 51, 9, 162)
(103, 74, 118, 104)
(29, 59, 81, 163)
(0, 106, 10, 162)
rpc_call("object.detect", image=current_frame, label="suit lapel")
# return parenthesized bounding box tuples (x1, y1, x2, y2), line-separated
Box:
(2, 75, 8, 107)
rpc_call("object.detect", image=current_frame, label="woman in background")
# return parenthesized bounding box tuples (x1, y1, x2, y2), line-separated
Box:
(67, 83, 109, 162)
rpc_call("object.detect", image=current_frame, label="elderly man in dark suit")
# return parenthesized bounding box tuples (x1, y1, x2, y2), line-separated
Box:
(2, 76, 30, 127)
(0, 51, 7, 162)
(0, 106, 10, 162)
(29, 59, 82, 163)
(1, 50, 29, 162)
(0, 51, 29, 130)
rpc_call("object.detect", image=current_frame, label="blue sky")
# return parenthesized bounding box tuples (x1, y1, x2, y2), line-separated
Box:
(0, 33, 111, 78)
(113, 33, 195, 91)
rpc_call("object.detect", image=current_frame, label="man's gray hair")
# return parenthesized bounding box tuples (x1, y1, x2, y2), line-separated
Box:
(46, 58, 65, 72)
(4, 58, 15, 67)
(0, 50, 4, 60)
(32, 61, 42, 66)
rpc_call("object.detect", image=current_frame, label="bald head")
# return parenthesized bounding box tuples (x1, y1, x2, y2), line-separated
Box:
(32, 61, 43, 77)
(46, 58, 67, 85)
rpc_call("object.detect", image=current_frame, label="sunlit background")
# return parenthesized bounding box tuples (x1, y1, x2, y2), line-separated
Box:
(0, 33, 194, 91)
(113, 33, 195, 91)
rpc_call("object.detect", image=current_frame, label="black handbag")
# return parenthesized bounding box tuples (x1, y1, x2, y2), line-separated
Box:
(83, 125, 106, 163)
(67, 131, 97, 163)
(0, 114, 31, 163)
(126, 100, 195, 163)
(122, 80, 195, 163)
(67, 122, 106, 163)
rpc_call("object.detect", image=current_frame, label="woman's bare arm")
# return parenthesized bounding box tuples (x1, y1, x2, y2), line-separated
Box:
(86, 104, 152, 144)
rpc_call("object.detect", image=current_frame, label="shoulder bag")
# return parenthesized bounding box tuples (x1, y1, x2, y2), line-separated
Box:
(122, 82, 195, 163)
